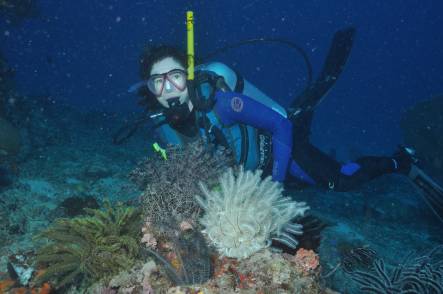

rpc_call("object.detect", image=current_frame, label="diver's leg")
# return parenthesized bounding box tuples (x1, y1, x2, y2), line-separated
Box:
(288, 143, 412, 191)
(335, 156, 402, 191)
(289, 140, 342, 188)
(289, 110, 409, 189)
(333, 145, 428, 191)
(286, 109, 342, 187)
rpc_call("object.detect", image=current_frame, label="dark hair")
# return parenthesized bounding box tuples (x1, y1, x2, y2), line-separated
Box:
(137, 45, 187, 110)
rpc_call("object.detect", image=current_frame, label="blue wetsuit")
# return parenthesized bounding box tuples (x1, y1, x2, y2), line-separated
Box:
(155, 65, 400, 190)
(213, 90, 399, 189)
(214, 91, 292, 182)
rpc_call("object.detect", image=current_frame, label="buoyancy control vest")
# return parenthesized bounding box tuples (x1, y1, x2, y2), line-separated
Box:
(155, 62, 287, 172)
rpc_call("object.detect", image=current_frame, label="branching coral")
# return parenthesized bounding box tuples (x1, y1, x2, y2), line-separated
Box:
(131, 140, 232, 286)
(33, 201, 142, 289)
(196, 166, 310, 259)
(142, 228, 212, 286)
(131, 139, 234, 235)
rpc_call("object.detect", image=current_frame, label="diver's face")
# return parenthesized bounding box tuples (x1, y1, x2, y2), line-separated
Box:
(149, 57, 189, 108)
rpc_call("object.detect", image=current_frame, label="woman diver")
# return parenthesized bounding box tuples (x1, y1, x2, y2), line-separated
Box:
(129, 28, 443, 224)
(136, 45, 412, 187)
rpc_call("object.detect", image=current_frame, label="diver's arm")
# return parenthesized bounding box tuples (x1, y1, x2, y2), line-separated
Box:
(214, 91, 292, 182)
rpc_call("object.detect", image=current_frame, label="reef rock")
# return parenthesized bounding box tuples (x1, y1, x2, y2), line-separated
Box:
(400, 94, 443, 181)
(0, 116, 20, 156)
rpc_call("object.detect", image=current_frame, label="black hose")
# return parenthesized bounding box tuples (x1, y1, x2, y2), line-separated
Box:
(112, 114, 165, 145)
(201, 38, 313, 98)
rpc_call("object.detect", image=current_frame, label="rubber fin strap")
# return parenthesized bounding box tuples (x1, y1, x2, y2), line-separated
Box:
(409, 164, 443, 224)
(291, 27, 356, 115)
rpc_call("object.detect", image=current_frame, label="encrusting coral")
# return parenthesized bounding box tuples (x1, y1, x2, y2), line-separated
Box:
(33, 201, 142, 289)
(196, 166, 310, 259)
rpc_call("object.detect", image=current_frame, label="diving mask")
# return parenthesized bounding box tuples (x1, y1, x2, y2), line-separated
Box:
(147, 69, 187, 96)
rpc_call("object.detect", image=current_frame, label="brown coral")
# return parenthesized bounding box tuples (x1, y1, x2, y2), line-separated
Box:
(0, 279, 16, 292)
(131, 139, 233, 234)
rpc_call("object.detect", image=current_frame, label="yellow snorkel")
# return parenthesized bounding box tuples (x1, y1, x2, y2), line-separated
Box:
(186, 11, 200, 110)
(185, 12, 219, 111)
(186, 11, 195, 81)
(150, 12, 195, 159)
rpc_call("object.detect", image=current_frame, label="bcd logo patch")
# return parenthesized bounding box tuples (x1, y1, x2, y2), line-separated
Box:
(230, 96, 244, 112)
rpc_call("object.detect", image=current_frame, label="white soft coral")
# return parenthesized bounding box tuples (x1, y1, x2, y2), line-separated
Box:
(196, 167, 309, 259)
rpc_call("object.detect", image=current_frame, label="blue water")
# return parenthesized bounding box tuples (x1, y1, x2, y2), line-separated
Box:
(1, 1, 443, 292)
(2, 1, 443, 158)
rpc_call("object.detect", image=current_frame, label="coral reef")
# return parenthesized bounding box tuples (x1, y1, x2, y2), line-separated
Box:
(33, 201, 142, 289)
(142, 227, 213, 286)
(201, 248, 324, 293)
(196, 166, 309, 259)
(0, 51, 19, 152)
(0, 166, 12, 187)
(132, 139, 233, 235)
(0, 50, 15, 115)
(81, 260, 158, 294)
(56, 195, 99, 217)
(0, 116, 21, 156)
(0, 200, 7, 237)
(80, 247, 326, 294)
(130, 140, 236, 287)
(348, 245, 443, 293)
(290, 248, 320, 276)
(401, 94, 443, 182)
(0, 191, 28, 246)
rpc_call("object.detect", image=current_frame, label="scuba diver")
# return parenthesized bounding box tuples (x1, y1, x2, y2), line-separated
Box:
(123, 27, 443, 225)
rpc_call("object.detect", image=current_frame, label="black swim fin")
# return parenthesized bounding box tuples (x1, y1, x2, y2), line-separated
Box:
(289, 27, 356, 119)
(408, 164, 443, 224)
